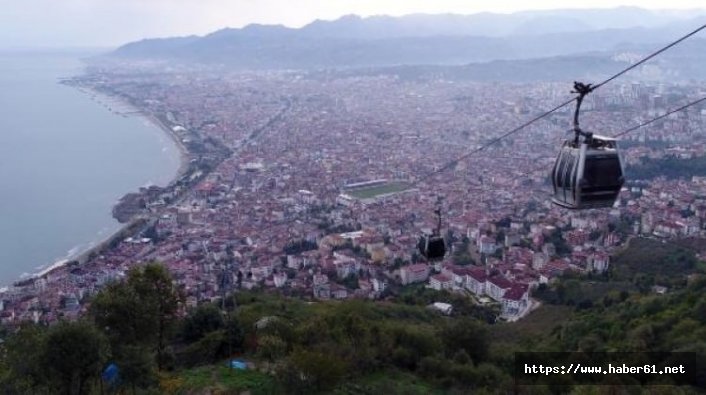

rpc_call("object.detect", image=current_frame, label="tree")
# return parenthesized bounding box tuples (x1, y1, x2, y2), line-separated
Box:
(392, 257, 406, 269)
(42, 321, 109, 395)
(223, 314, 245, 355)
(495, 230, 506, 244)
(589, 230, 602, 241)
(277, 350, 347, 394)
(0, 323, 49, 393)
(128, 264, 182, 370)
(339, 274, 359, 290)
(495, 217, 512, 228)
(633, 273, 654, 294)
(453, 252, 474, 266)
(91, 280, 150, 347)
(441, 318, 490, 364)
(181, 304, 224, 343)
(114, 345, 156, 394)
(91, 263, 182, 371)
(453, 349, 472, 365)
(418, 356, 451, 379)
(176, 313, 243, 367)
(284, 239, 317, 254)
(387, 325, 439, 370)
(549, 229, 572, 255)
(180, 331, 227, 367)
(694, 299, 706, 324)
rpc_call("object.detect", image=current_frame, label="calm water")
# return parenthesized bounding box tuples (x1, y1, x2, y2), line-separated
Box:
(0, 51, 180, 285)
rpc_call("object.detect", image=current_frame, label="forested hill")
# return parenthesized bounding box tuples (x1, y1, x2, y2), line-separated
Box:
(1, 240, 705, 394)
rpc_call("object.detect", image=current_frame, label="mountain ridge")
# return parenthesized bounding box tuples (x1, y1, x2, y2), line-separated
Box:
(103, 9, 706, 72)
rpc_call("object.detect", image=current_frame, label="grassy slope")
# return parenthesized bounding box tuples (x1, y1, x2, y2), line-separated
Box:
(165, 237, 706, 393)
(162, 365, 280, 394)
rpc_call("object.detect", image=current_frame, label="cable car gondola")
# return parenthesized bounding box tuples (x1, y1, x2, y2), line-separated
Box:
(551, 82, 625, 210)
(418, 208, 447, 260)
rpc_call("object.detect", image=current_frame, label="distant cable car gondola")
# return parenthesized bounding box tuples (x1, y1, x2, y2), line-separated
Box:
(551, 82, 625, 209)
(418, 208, 446, 260)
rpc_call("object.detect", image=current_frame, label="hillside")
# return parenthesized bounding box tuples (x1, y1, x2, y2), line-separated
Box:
(101, 11, 706, 73)
(1, 242, 705, 394)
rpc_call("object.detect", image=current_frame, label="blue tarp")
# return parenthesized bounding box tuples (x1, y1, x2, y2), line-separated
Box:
(229, 359, 247, 370)
(102, 363, 119, 382)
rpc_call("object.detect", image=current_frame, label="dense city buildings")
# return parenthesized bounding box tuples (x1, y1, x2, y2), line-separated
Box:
(2, 67, 706, 324)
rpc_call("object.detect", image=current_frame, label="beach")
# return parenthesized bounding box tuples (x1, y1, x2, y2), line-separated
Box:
(18, 86, 192, 284)
(0, 51, 183, 286)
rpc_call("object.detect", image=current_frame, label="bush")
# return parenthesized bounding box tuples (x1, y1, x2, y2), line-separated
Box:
(277, 350, 347, 394)
(182, 303, 224, 343)
(179, 330, 226, 367)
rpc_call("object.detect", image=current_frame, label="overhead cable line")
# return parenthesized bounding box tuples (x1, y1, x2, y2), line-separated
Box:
(409, 23, 706, 189)
(592, 23, 706, 91)
(408, 97, 577, 188)
(520, 94, 706, 178)
(260, 25, 706, 232)
(613, 95, 706, 138)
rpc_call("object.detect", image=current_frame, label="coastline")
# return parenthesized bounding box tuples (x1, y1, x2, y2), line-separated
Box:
(81, 87, 191, 179)
(143, 111, 191, 179)
(6, 85, 190, 289)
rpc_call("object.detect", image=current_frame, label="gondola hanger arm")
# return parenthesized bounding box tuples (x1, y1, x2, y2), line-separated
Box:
(571, 81, 595, 143)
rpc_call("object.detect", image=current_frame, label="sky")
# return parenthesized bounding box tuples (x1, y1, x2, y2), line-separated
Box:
(2, 0, 706, 49)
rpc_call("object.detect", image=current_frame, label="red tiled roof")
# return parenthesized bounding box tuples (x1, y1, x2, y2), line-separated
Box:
(503, 283, 528, 301)
(431, 274, 452, 283)
(468, 267, 487, 282)
(488, 275, 513, 289)
(406, 263, 429, 274)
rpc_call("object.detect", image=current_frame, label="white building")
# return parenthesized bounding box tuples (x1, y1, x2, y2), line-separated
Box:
(372, 277, 387, 292)
(501, 283, 531, 320)
(466, 268, 487, 296)
(478, 236, 498, 255)
(273, 272, 288, 288)
(400, 263, 430, 285)
(429, 274, 454, 291)
(486, 275, 513, 302)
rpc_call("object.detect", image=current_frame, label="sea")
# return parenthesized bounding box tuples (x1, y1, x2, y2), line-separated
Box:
(0, 50, 181, 286)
